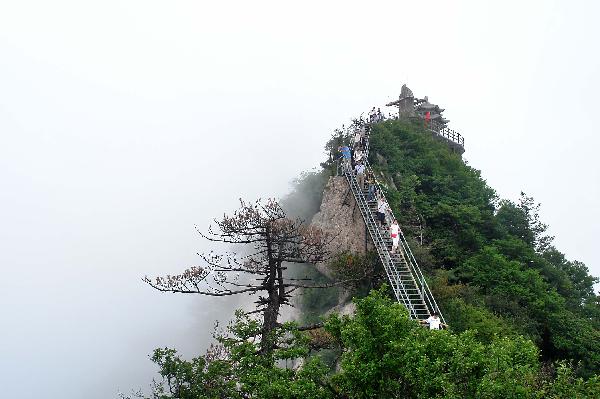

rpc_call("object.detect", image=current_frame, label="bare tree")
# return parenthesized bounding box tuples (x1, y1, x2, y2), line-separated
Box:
(144, 199, 350, 353)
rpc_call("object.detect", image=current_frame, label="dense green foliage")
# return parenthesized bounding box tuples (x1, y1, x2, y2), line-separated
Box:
(367, 119, 600, 375)
(135, 291, 599, 398)
(136, 117, 599, 397)
(137, 311, 332, 399)
(326, 289, 600, 398)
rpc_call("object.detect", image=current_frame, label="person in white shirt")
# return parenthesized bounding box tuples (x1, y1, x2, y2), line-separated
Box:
(376, 197, 388, 227)
(354, 149, 364, 163)
(354, 130, 362, 146)
(421, 313, 445, 330)
(355, 161, 366, 189)
(390, 220, 400, 253)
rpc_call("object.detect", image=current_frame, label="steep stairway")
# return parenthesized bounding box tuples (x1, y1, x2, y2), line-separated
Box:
(341, 160, 445, 323)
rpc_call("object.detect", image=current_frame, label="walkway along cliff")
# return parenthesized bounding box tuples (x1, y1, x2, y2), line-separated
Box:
(311, 85, 466, 325)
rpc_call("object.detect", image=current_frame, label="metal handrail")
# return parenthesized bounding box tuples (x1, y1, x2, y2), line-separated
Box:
(361, 158, 445, 323)
(384, 114, 465, 150)
(341, 165, 421, 319)
(396, 226, 446, 324)
(427, 120, 464, 148)
(338, 118, 446, 323)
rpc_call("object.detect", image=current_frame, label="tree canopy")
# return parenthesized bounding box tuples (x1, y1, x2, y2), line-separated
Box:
(131, 290, 599, 399)
(133, 117, 599, 397)
(367, 119, 600, 375)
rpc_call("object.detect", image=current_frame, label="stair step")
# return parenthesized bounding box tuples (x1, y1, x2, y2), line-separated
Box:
(342, 169, 445, 325)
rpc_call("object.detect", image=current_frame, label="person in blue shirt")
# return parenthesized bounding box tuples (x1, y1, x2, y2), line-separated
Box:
(338, 145, 351, 171)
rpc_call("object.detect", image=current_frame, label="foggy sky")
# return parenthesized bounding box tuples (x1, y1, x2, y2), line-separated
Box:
(1, 1, 598, 398)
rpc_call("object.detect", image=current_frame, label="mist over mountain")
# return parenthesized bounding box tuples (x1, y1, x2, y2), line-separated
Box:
(130, 115, 600, 398)
(2, 1, 600, 398)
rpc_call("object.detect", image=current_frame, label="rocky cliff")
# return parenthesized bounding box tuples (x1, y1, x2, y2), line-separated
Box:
(311, 176, 372, 257)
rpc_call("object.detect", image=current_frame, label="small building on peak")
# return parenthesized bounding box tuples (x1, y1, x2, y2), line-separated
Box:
(386, 84, 464, 154)
(414, 96, 449, 127)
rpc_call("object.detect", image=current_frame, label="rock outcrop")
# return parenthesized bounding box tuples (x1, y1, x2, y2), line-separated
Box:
(311, 176, 372, 257)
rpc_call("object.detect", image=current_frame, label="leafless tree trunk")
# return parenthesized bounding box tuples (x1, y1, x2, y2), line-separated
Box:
(144, 199, 356, 354)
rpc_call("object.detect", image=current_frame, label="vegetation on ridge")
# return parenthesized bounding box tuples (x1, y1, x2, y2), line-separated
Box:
(364, 119, 599, 376)
(131, 118, 600, 398)
(131, 290, 599, 398)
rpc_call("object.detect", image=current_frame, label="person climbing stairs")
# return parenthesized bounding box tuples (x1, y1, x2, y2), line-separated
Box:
(341, 121, 446, 324)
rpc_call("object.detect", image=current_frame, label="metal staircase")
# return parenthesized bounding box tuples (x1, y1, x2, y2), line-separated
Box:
(341, 160, 445, 324)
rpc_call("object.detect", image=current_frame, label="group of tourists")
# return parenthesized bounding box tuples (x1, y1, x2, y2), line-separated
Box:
(368, 107, 385, 123)
(337, 105, 385, 172)
(421, 313, 446, 330)
(338, 120, 400, 255)
(338, 123, 369, 175)
(337, 108, 444, 330)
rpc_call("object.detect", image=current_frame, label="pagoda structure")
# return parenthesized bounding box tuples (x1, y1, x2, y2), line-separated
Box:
(414, 96, 449, 128)
(386, 84, 464, 154)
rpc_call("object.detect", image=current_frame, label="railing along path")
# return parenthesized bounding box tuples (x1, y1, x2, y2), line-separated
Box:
(340, 120, 446, 323)
(427, 120, 464, 147)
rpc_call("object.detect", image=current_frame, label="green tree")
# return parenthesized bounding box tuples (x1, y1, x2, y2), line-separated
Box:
(363, 118, 600, 375)
(326, 289, 544, 399)
(132, 290, 599, 398)
(133, 311, 333, 399)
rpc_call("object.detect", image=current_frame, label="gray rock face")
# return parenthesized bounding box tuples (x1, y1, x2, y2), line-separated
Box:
(400, 84, 414, 99)
(386, 83, 415, 118)
(326, 300, 356, 317)
(311, 176, 371, 257)
(303, 176, 368, 318)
